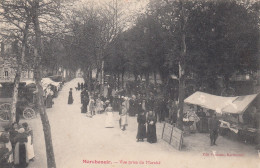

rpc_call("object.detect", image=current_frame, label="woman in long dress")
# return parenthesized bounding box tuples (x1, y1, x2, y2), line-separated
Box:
(81, 94, 89, 113)
(105, 104, 114, 128)
(14, 128, 29, 168)
(68, 88, 73, 104)
(136, 110, 146, 142)
(147, 111, 157, 143)
(45, 86, 53, 108)
(22, 123, 34, 161)
(120, 104, 128, 131)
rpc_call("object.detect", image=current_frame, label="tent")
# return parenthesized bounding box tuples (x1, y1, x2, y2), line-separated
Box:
(23, 79, 35, 86)
(41, 78, 61, 90)
(184, 91, 258, 114)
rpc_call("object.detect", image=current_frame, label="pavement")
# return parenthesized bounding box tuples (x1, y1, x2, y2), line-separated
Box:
(21, 78, 260, 168)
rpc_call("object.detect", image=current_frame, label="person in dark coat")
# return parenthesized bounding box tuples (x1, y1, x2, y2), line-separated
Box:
(129, 95, 138, 116)
(77, 82, 80, 90)
(136, 110, 146, 142)
(208, 113, 220, 146)
(147, 111, 157, 143)
(81, 89, 88, 104)
(68, 88, 73, 104)
(153, 98, 161, 122)
(46, 94, 53, 108)
(9, 123, 20, 150)
(0, 147, 12, 168)
(159, 98, 168, 122)
(14, 128, 28, 168)
(81, 93, 89, 113)
(81, 83, 84, 90)
(80, 90, 84, 104)
(145, 94, 155, 112)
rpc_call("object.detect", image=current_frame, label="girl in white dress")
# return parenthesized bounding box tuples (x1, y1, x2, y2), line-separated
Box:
(105, 104, 114, 128)
(95, 98, 104, 114)
(86, 96, 95, 118)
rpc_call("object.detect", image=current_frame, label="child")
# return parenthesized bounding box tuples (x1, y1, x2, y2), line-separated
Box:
(105, 104, 114, 128)
(87, 96, 95, 117)
(95, 97, 104, 114)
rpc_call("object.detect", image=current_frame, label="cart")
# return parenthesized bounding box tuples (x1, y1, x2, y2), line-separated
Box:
(0, 83, 37, 122)
(0, 98, 12, 122)
(0, 98, 37, 122)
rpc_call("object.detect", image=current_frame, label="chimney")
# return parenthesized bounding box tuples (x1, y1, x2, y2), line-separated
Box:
(1, 42, 4, 57)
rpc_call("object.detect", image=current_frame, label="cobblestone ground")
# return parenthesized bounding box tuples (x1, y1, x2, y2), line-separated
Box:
(23, 78, 259, 168)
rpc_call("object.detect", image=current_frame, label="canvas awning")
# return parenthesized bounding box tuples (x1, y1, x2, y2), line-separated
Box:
(23, 80, 35, 86)
(184, 91, 258, 114)
(222, 94, 258, 114)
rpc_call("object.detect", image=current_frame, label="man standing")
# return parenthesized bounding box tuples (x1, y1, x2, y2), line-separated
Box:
(208, 113, 220, 146)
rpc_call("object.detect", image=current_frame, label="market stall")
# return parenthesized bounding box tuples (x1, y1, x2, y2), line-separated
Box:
(184, 91, 259, 144)
(42, 78, 61, 98)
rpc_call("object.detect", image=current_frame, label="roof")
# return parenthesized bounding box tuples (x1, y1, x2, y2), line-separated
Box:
(184, 91, 258, 114)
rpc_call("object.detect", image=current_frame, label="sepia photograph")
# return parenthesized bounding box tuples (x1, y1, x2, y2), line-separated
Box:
(0, 0, 259, 168)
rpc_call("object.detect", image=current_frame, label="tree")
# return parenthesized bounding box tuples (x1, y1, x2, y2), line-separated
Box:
(30, 1, 60, 167)
(0, 0, 32, 124)
(63, 2, 125, 92)
(185, 1, 259, 93)
(0, 1, 65, 167)
(147, 0, 260, 128)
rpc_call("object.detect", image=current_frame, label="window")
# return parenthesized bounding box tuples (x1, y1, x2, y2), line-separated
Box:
(4, 71, 8, 78)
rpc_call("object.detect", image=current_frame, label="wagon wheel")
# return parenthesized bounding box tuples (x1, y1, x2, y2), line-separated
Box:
(0, 103, 11, 121)
(23, 108, 36, 120)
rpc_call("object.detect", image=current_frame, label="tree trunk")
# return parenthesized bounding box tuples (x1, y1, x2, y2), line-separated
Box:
(10, 19, 30, 124)
(153, 71, 157, 84)
(177, 61, 185, 131)
(32, 2, 56, 167)
(10, 63, 21, 124)
(177, 1, 186, 131)
(96, 68, 100, 84)
(100, 60, 104, 95)
(134, 73, 138, 82)
(113, 73, 117, 90)
(121, 70, 124, 89)
(94, 68, 100, 93)
(145, 72, 149, 99)
(89, 69, 93, 92)
(117, 72, 120, 90)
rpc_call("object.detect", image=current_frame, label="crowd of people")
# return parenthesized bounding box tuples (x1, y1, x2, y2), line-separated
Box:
(68, 81, 182, 144)
(0, 122, 34, 168)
